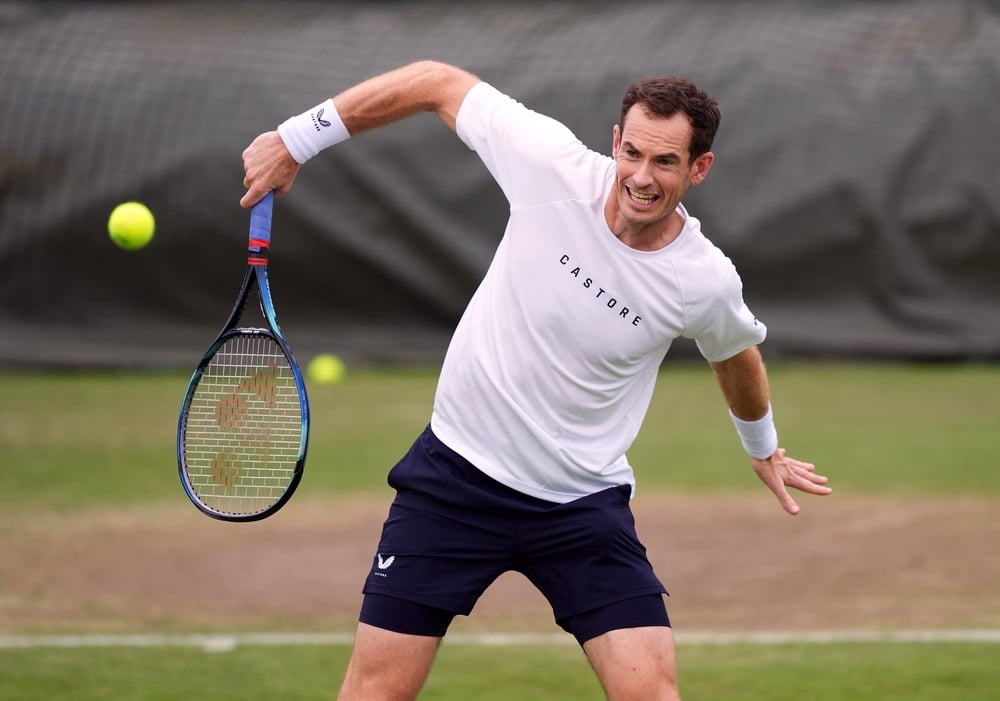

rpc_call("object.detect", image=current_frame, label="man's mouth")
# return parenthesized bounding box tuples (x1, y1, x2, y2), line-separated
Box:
(626, 186, 659, 206)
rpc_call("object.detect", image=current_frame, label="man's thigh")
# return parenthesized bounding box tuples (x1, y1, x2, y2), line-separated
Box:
(583, 626, 681, 701)
(337, 623, 441, 701)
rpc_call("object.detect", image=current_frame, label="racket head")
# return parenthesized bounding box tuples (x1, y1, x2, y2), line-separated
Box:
(177, 326, 308, 522)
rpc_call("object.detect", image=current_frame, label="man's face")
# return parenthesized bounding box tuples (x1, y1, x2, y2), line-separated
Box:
(611, 105, 713, 231)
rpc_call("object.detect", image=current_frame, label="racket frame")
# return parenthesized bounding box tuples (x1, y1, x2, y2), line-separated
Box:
(176, 192, 310, 522)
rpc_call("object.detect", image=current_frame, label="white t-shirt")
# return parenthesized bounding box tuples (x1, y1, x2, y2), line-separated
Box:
(430, 82, 766, 503)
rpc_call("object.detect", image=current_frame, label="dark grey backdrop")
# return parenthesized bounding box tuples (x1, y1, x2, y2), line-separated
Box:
(2, 1, 998, 368)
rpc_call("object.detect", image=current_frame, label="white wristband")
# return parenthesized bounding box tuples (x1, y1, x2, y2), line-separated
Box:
(729, 403, 779, 459)
(276, 98, 350, 164)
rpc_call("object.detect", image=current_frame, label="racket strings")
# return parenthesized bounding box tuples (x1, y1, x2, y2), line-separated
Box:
(183, 333, 304, 516)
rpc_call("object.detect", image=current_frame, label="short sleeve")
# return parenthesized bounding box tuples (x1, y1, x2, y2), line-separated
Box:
(687, 256, 767, 362)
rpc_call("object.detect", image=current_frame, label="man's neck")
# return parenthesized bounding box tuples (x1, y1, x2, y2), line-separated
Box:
(604, 199, 685, 252)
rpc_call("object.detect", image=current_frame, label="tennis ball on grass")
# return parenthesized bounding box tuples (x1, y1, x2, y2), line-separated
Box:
(307, 353, 346, 384)
(108, 201, 155, 250)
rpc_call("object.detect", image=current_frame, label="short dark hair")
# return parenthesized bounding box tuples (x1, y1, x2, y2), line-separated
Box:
(619, 76, 721, 163)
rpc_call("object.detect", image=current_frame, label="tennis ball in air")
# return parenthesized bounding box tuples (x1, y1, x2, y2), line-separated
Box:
(108, 201, 155, 250)
(307, 353, 347, 384)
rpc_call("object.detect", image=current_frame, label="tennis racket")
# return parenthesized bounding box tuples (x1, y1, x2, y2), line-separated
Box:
(177, 190, 309, 522)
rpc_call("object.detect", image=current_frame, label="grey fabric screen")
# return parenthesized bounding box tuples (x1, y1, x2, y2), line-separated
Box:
(2, 1, 998, 368)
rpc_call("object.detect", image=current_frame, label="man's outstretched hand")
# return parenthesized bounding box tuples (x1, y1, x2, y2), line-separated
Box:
(751, 448, 831, 515)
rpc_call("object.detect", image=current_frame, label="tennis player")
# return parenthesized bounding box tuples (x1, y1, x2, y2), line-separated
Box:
(241, 60, 831, 701)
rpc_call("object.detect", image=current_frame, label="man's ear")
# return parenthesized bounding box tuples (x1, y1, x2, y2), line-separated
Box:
(611, 124, 622, 159)
(689, 151, 715, 185)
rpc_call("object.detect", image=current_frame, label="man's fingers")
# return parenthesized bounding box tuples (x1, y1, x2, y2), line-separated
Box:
(796, 479, 834, 496)
(753, 463, 802, 516)
(774, 484, 801, 516)
(784, 457, 831, 487)
(787, 460, 833, 494)
(753, 452, 830, 515)
(240, 185, 270, 209)
(785, 457, 823, 477)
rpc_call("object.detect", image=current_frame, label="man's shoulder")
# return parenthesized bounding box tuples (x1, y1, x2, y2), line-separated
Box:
(461, 82, 613, 207)
(671, 215, 743, 292)
(674, 213, 733, 263)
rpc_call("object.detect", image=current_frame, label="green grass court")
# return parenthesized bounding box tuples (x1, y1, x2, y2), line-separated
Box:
(1, 362, 998, 699)
(3, 641, 999, 701)
(3, 362, 999, 511)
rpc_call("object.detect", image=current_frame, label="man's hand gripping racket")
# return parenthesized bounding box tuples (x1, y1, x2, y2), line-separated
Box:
(177, 191, 310, 521)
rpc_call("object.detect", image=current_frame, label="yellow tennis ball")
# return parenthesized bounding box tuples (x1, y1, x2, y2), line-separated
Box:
(108, 201, 155, 250)
(307, 354, 346, 384)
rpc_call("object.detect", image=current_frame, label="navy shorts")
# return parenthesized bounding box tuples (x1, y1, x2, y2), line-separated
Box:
(360, 426, 669, 644)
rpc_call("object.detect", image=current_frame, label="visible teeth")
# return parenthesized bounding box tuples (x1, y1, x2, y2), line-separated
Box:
(629, 188, 657, 204)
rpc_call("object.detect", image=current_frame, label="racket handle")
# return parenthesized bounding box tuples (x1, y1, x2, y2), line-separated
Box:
(249, 190, 274, 245)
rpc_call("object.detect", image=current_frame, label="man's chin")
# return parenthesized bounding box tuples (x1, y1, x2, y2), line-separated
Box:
(621, 203, 667, 226)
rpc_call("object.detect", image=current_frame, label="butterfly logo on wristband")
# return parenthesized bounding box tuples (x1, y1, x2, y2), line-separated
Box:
(315, 108, 332, 128)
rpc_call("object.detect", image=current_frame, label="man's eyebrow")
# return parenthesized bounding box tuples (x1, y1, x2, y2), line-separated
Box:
(621, 139, 682, 162)
(655, 152, 682, 162)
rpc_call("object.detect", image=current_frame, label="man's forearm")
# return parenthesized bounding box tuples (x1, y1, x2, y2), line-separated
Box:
(710, 346, 778, 459)
(709, 345, 770, 420)
(333, 60, 480, 136)
(272, 61, 480, 168)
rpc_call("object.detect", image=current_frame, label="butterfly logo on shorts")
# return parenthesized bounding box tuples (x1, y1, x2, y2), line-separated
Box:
(376, 553, 396, 570)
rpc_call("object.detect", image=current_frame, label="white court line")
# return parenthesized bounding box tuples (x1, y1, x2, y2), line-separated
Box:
(1, 629, 999, 651)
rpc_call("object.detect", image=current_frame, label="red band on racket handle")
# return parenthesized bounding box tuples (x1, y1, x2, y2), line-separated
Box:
(248, 256, 269, 266)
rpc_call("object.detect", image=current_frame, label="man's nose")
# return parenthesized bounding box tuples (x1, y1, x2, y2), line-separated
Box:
(632, 160, 655, 186)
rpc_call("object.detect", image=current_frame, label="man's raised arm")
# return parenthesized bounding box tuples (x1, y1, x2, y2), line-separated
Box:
(241, 61, 480, 207)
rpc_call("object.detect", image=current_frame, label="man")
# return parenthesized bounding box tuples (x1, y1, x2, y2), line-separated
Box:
(241, 60, 831, 701)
